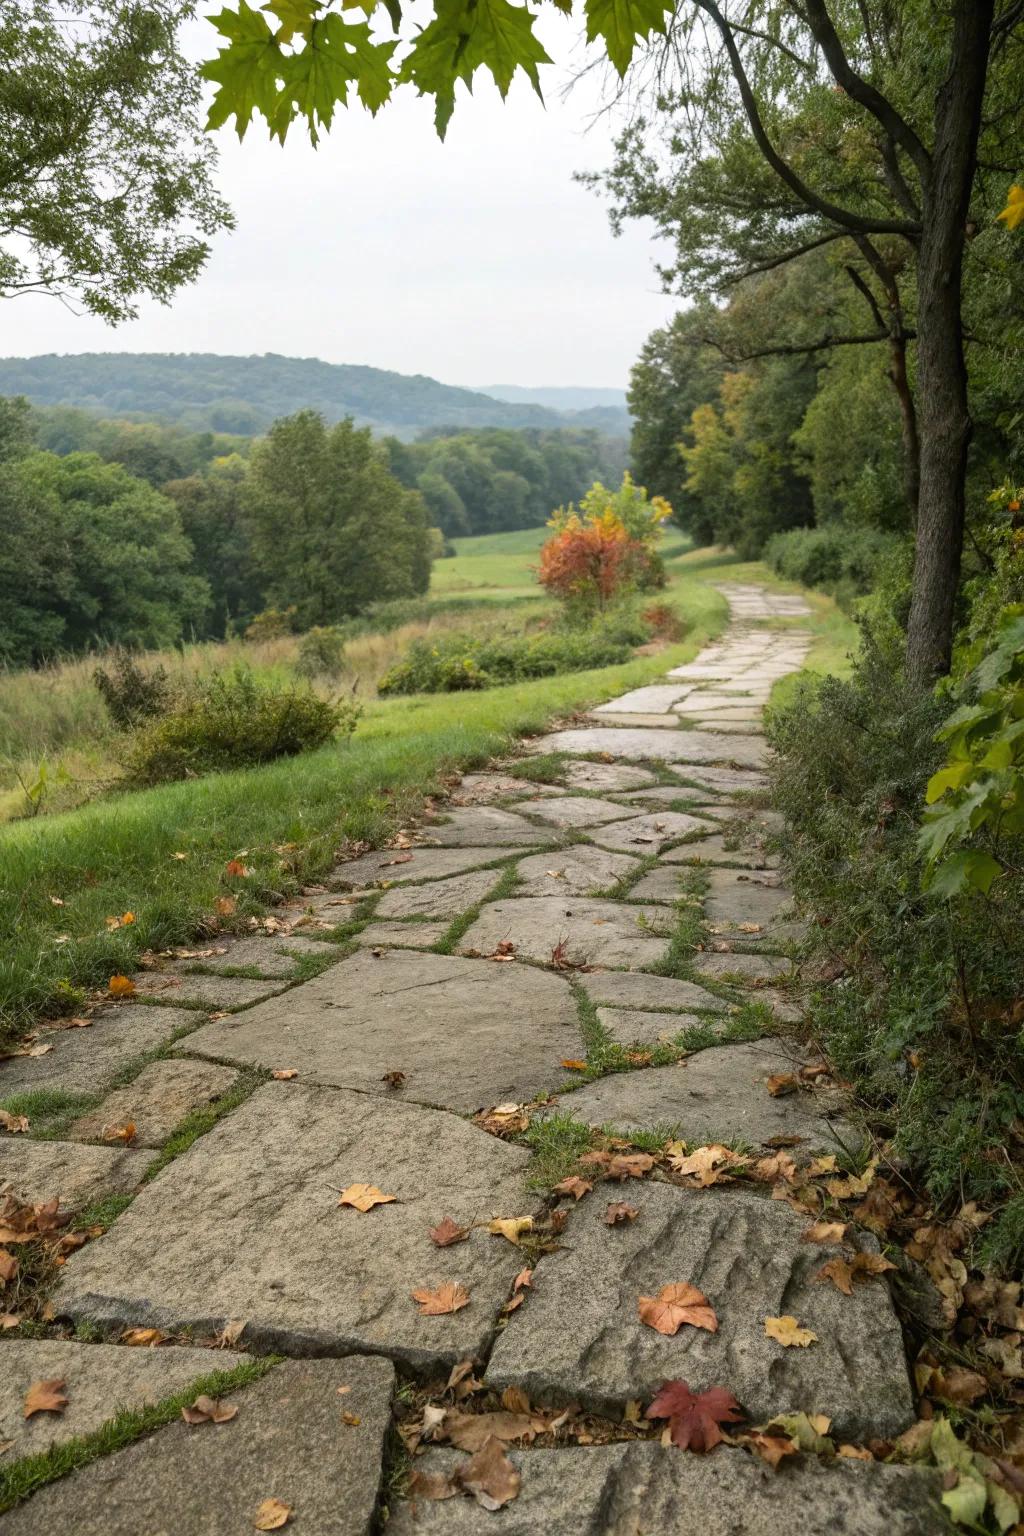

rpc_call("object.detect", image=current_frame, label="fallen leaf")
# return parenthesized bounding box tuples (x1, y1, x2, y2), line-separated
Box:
(668, 1144, 745, 1187)
(604, 1201, 639, 1225)
(342, 1411, 361, 1426)
(806, 1154, 838, 1176)
(107, 975, 135, 998)
(744, 1429, 799, 1468)
(254, 1497, 291, 1530)
(181, 1394, 238, 1425)
(580, 1149, 654, 1181)
(488, 1216, 534, 1244)
(457, 1434, 521, 1509)
(409, 1468, 459, 1501)
(225, 860, 251, 878)
(121, 1327, 166, 1347)
(49, 894, 64, 905)
(24, 1379, 68, 1418)
(271, 1069, 298, 1080)
(815, 1251, 896, 1295)
(381, 1070, 406, 1089)
(766, 1073, 799, 1097)
(0, 1250, 18, 1283)
(825, 1158, 879, 1200)
(764, 1314, 818, 1348)
(837, 1443, 874, 1461)
(646, 1379, 743, 1451)
(638, 1283, 718, 1336)
(338, 1184, 396, 1213)
(933, 1367, 988, 1406)
(216, 1319, 247, 1349)
(171, 851, 188, 860)
(802, 1221, 848, 1245)
(474, 1103, 530, 1136)
(560, 1059, 587, 1071)
(215, 896, 236, 917)
(412, 1281, 471, 1316)
(513, 1267, 532, 1292)
(552, 1176, 592, 1201)
(429, 1217, 470, 1248)
(101, 1121, 136, 1144)
(0, 1313, 20, 1329)
(0, 1110, 29, 1135)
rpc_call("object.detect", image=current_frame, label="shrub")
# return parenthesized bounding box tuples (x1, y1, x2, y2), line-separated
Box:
(377, 621, 638, 696)
(93, 650, 173, 729)
(641, 603, 686, 642)
(294, 626, 346, 680)
(244, 606, 297, 642)
(121, 668, 360, 785)
(763, 525, 903, 607)
(538, 512, 631, 620)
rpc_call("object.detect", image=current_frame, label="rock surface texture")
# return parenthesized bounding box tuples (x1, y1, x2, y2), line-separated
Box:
(0, 585, 939, 1533)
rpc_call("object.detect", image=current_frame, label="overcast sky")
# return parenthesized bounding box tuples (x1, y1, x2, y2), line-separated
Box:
(3, 15, 678, 390)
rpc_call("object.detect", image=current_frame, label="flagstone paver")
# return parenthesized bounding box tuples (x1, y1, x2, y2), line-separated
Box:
(530, 726, 768, 770)
(184, 948, 581, 1110)
(596, 1006, 708, 1046)
(69, 1058, 239, 1147)
(128, 970, 287, 1011)
(576, 970, 729, 1014)
(56, 1086, 534, 1369)
(591, 810, 717, 854)
(0, 1138, 150, 1207)
(0, 1005, 197, 1099)
(514, 795, 639, 828)
(693, 951, 796, 983)
(592, 683, 695, 714)
(662, 831, 778, 868)
(420, 807, 550, 846)
(356, 920, 452, 948)
(561, 760, 656, 791)
(0, 1338, 246, 1457)
(485, 1182, 911, 1439)
(184, 934, 341, 977)
(329, 845, 515, 888)
(0, 1357, 394, 1536)
(375, 868, 504, 918)
(514, 846, 642, 896)
(456, 896, 674, 968)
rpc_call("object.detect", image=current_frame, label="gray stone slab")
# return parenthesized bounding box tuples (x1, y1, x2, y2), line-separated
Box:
(376, 869, 502, 919)
(0, 1007, 196, 1100)
(692, 951, 795, 984)
(704, 869, 794, 929)
(451, 774, 561, 803)
(577, 971, 728, 1014)
(612, 786, 717, 806)
(681, 707, 766, 724)
(0, 1357, 393, 1536)
(187, 935, 341, 977)
(689, 720, 767, 735)
(184, 949, 580, 1112)
(515, 846, 641, 897)
(662, 832, 778, 869)
(356, 921, 451, 949)
(421, 808, 550, 847)
(627, 866, 689, 902)
(550, 1040, 854, 1150)
(592, 811, 715, 854)
(670, 766, 769, 795)
(667, 731, 767, 770)
(588, 712, 683, 729)
(457, 898, 673, 969)
(56, 1085, 534, 1372)
(529, 727, 708, 763)
(0, 1338, 245, 1459)
(515, 796, 636, 829)
(562, 761, 655, 792)
(486, 1181, 912, 1439)
(597, 1008, 707, 1046)
(593, 684, 694, 714)
(130, 971, 286, 1011)
(330, 846, 514, 889)
(0, 1138, 150, 1208)
(390, 1444, 947, 1536)
(69, 1059, 238, 1148)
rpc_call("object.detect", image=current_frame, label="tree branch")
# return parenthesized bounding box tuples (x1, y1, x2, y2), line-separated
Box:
(697, 329, 904, 361)
(718, 229, 852, 285)
(843, 264, 886, 331)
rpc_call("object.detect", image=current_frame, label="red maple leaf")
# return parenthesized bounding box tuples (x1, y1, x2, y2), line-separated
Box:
(645, 1379, 743, 1452)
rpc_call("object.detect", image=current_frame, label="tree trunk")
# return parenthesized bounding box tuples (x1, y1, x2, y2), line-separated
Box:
(905, 1, 993, 685)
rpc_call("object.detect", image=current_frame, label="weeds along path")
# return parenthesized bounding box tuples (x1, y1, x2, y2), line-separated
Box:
(0, 586, 951, 1532)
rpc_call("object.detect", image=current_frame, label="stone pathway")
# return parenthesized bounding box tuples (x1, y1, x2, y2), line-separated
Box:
(0, 585, 950, 1532)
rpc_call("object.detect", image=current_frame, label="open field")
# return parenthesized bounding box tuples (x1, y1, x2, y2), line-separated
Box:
(430, 522, 693, 598)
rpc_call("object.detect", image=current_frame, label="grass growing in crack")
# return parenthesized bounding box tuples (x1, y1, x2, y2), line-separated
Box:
(0, 1357, 278, 1514)
(432, 860, 519, 954)
(142, 1065, 268, 1180)
(649, 868, 709, 979)
(522, 1112, 596, 1189)
(503, 752, 568, 785)
(570, 977, 610, 1061)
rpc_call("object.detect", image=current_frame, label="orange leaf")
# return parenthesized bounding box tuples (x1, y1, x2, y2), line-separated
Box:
(0, 1249, 18, 1284)
(271, 1069, 298, 1080)
(513, 1267, 533, 1292)
(225, 860, 251, 878)
(0, 1110, 29, 1135)
(254, 1497, 292, 1530)
(638, 1283, 718, 1336)
(24, 1378, 68, 1418)
(604, 1201, 639, 1225)
(560, 1059, 587, 1071)
(121, 1327, 166, 1347)
(766, 1073, 799, 1097)
(102, 1121, 137, 1145)
(108, 975, 135, 998)
(181, 1394, 238, 1425)
(764, 1314, 818, 1348)
(552, 1175, 592, 1201)
(744, 1429, 799, 1468)
(802, 1221, 848, 1245)
(429, 1217, 470, 1248)
(411, 1281, 471, 1316)
(338, 1184, 396, 1213)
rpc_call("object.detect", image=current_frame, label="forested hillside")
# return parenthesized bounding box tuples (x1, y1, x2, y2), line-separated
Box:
(0, 352, 632, 438)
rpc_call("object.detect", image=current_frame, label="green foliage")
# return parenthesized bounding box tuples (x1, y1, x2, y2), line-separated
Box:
(377, 618, 641, 695)
(294, 625, 347, 679)
(120, 668, 358, 786)
(93, 651, 173, 731)
(1, 1, 231, 320)
(764, 526, 903, 608)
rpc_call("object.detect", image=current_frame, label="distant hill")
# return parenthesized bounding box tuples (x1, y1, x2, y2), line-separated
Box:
(478, 384, 628, 412)
(0, 353, 631, 439)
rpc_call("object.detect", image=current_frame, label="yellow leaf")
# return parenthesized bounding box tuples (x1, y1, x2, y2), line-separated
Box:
(108, 974, 136, 998)
(337, 1184, 396, 1213)
(764, 1314, 818, 1348)
(997, 184, 1024, 231)
(487, 1216, 534, 1245)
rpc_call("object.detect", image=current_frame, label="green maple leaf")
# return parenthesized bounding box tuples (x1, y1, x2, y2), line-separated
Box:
(279, 14, 396, 139)
(203, 1, 283, 137)
(584, 0, 672, 75)
(263, 0, 321, 44)
(402, 0, 551, 131)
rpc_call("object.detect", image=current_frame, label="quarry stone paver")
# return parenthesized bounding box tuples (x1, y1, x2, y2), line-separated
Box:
(704, 868, 793, 929)
(183, 948, 580, 1111)
(456, 897, 673, 968)
(0, 1138, 150, 1208)
(451, 773, 561, 803)
(485, 1181, 911, 1439)
(375, 867, 503, 918)
(56, 1085, 535, 1370)
(514, 845, 641, 896)
(692, 950, 796, 983)
(185, 934, 341, 977)
(0, 1357, 394, 1536)
(329, 845, 514, 888)
(627, 865, 689, 902)
(590, 810, 716, 853)
(514, 795, 638, 829)
(0, 1006, 197, 1099)
(355, 920, 451, 948)
(596, 1006, 707, 1046)
(588, 711, 683, 729)
(129, 970, 287, 1011)
(592, 684, 694, 714)
(670, 765, 769, 794)
(530, 726, 767, 769)
(561, 760, 656, 791)
(420, 807, 550, 846)
(576, 970, 729, 1014)
(610, 785, 716, 806)
(662, 830, 778, 868)
(550, 1039, 856, 1149)
(69, 1058, 239, 1148)
(388, 1444, 948, 1536)
(0, 1338, 246, 1458)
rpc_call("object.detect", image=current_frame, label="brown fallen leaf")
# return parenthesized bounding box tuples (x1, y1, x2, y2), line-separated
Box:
(837, 1443, 874, 1461)
(108, 974, 136, 998)
(815, 1251, 897, 1295)
(1, 1313, 20, 1329)
(0, 1250, 18, 1284)
(501, 1384, 531, 1414)
(552, 1175, 592, 1201)
(254, 1497, 291, 1530)
(225, 859, 251, 878)
(0, 1109, 29, 1135)
(216, 1319, 247, 1349)
(560, 1059, 587, 1071)
(381, 1070, 406, 1089)
(412, 1281, 471, 1316)
(430, 1217, 470, 1248)
(410, 1468, 459, 1501)
(24, 1379, 68, 1418)
(802, 1221, 848, 1245)
(342, 1411, 361, 1426)
(932, 1367, 989, 1406)
(668, 1144, 745, 1187)
(764, 1314, 818, 1348)
(338, 1184, 397, 1213)
(101, 1121, 137, 1144)
(121, 1327, 166, 1347)
(806, 1154, 839, 1176)
(604, 1201, 639, 1225)
(580, 1149, 655, 1181)
(271, 1069, 298, 1080)
(766, 1073, 799, 1097)
(513, 1267, 532, 1292)
(474, 1103, 530, 1136)
(645, 1379, 743, 1452)
(744, 1429, 799, 1469)
(181, 1394, 239, 1425)
(458, 1434, 522, 1510)
(215, 896, 236, 917)
(488, 1216, 534, 1244)
(638, 1283, 718, 1336)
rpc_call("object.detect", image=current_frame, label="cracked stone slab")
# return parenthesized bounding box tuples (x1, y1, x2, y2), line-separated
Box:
(69, 1058, 239, 1148)
(515, 796, 638, 829)
(529, 727, 734, 765)
(662, 832, 778, 869)
(129, 971, 287, 1011)
(514, 846, 641, 897)
(452, 774, 562, 803)
(0, 1338, 245, 1459)
(549, 1040, 856, 1150)
(329, 846, 514, 889)
(597, 1007, 707, 1047)
(184, 935, 341, 978)
(1, 1357, 394, 1536)
(0, 1138, 150, 1208)
(588, 712, 683, 729)
(593, 684, 694, 714)
(390, 1444, 948, 1536)
(704, 869, 795, 930)
(485, 1181, 912, 1439)
(457, 898, 673, 969)
(356, 920, 450, 949)
(420, 807, 550, 847)
(670, 766, 769, 795)
(376, 869, 503, 919)
(592, 812, 716, 855)
(627, 866, 690, 902)
(667, 731, 767, 770)
(562, 761, 656, 792)
(692, 951, 795, 984)
(184, 949, 580, 1111)
(611, 786, 717, 807)
(576, 971, 728, 1015)
(56, 1085, 534, 1372)
(0, 1006, 197, 1100)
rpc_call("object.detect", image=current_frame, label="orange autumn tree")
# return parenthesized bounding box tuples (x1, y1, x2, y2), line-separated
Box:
(538, 474, 672, 621)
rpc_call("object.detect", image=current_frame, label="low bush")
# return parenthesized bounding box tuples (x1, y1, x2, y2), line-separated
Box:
(243, 606, 297, 642)
(121, 668, 360, 785)
(93, 651, 173, 729)
(764, 525, 903, 607)
(294, 626, 346, 680)
(377, 619, 642, 696)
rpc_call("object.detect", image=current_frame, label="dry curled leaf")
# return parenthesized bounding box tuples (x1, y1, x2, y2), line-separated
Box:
(743, 1429, 800, 1469)
(552, 1176, 592, 1201)
(215, 895, 236, 917)
(604, 1201, 639, 1225)
(815, 1251, 896, 1296)
(342, 1411, 361, 1426)
(107, 974, 136, 998)
(766, 1073, 799, 1097)
(802, 1220, 848, 1245)
(645, 1379, 742, 1452)
(458, 1434, 522, 1510)
(409, 1468, 459, 1501)
(638, 1283, 718, 1337)
(182, 1393, 238, 1425)
(338, 1184, 396, 1213)
(101, 1121, 137, 1144)
(216, 1319, 247, 1349)
(764, 1314, 818, 1348)
(24, 1379, 68, 1418)
(668, 1144, 745, 1187)
(254, 1497, 291, 1530)
(0, 1250, 18, 1284)
(121, 1327, 166, 1347)
(488, 1216, 534, 1244)
(271, 1068, 298, 1080)
(513, 1267, 532, 1292)
(412, 1281, 471, 1316)
(580, 1149, 655, 1181)
(560, 1059, 587, 1071)
(0, 1110, 29, 1135)
(381, 1070, 406, 1089)
(430, 1217, 470, 1248)
(225, 860, 251, 878)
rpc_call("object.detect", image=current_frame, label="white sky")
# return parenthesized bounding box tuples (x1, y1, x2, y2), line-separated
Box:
(2, 14, 677, 390)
